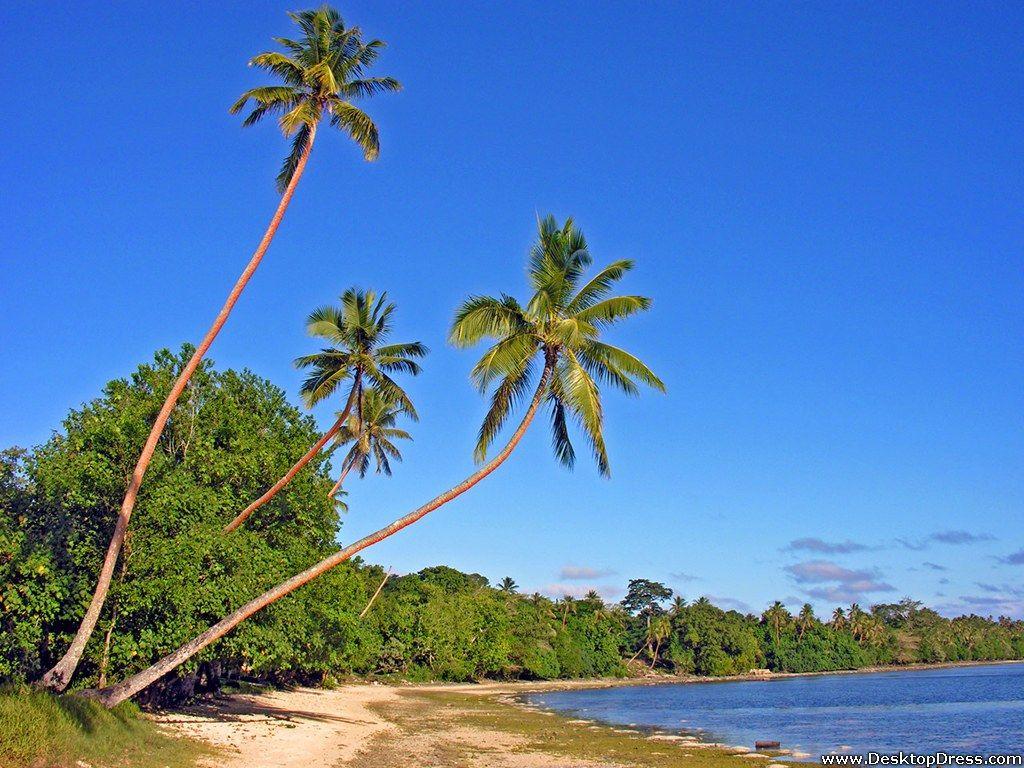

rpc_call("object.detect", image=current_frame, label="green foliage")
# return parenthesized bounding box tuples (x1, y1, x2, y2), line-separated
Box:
(1, 349, 1022, 701)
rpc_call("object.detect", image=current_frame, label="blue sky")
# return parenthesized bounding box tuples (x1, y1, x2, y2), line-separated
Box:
(1, 2, 1022, 618)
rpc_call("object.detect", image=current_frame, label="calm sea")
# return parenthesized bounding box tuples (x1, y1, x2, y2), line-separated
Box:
(526, 662, 1024, 759)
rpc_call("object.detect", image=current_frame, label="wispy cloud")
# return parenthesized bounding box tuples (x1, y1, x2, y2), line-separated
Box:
(784, 537, 871, 554)
(558, 565, 616, 580)
(541, 583, 621, 600)
(785, 560, 895, 604)
(670, 571, 701, 582)
(999, 548, 1024, 566)
(936, 592, 1024, 620)
(898, 530, 995, 551)
(703, 594, 752, 613)
(922, 562, 948, 571)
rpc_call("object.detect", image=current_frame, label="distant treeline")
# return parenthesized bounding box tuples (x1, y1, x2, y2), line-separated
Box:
(2, 350, 1022, 703)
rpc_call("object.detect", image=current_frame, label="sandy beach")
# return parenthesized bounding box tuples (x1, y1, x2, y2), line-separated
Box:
(154, 680, 782, 768)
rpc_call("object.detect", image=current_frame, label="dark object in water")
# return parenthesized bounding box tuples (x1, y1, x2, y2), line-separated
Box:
(756, 740, 781, 750)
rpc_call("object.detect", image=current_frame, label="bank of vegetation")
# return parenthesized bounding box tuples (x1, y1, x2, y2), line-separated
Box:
(2, 354, 1021, 705)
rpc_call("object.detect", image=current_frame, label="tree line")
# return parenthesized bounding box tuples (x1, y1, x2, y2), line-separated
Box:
(2, 356, 1021, 706)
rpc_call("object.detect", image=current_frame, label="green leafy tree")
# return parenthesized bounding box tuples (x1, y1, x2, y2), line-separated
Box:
(41, 5, 401, 691)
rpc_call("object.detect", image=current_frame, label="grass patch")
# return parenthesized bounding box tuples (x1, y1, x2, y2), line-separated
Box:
(0, 685, 208, 768)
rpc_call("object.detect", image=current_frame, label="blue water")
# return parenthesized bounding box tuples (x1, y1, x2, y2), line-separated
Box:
(527, 663, 1024, 759)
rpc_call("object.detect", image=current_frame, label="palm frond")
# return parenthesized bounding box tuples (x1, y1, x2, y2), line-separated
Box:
(328, 100, 380, 160)
(449, 295, 528, 347)
(276, 123, 313, 193)
(566, 260, 635, 313)
(475, 360, 536, 462)
(578, 340, 665, 393)
(469, 333, 539, 392)
(573, 295, 652, 326)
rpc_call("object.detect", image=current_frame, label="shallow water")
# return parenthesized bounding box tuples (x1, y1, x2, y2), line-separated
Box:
(527, 663, 1024, 759)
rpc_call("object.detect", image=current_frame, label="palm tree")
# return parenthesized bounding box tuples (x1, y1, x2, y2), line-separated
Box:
(797, 603, 816, 638)
(40, 5, 400, 692)
(328, 388, 413, 498)
(558, 596, 578, 628)
(763, 601, 791, 646)
(224, 289, 425, 533)
(670, 596, 688, 617)
(499, 577, 519, 595)
(831, 607, 847, 630)
(647, 615, 672, 668)
(88, 215, 663, 707)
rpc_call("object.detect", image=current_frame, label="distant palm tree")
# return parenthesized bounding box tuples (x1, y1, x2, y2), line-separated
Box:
(223, 289, 424, 532)
(763, 601, 791, 646)
(499, 577, 519, 594)
(40, 5, 400, 692)
(90, 215, 662, 707)
(558, 596, 578, 628)
(797, 603, 816, 638)
(647, 615, 672, 668)
(670, 596, 688, 617)
(328, 388, 413, 498)
(831, 607, 847, 630)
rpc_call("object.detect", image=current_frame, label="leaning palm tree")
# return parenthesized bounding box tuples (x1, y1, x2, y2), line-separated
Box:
(327, 388, 413, 498)
(88, 214, 663, 707)
(41, 5, 400, 691)
(223, 289, 425, 533)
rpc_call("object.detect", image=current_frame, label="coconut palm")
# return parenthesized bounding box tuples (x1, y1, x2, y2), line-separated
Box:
(224, 289, 425, 533)
(763, 601, 791, 646)
(40, 5, 400, 692)
(88, 215, 662, 707)
(647, 615, 672, 668)
(797, 603, 816, 638)
(231, 5, 401, 192)
(327, 388, 413, 498)
(499, 577, 519, 595)
(831, 607, 847, 630)
(670, 595, 689, 617)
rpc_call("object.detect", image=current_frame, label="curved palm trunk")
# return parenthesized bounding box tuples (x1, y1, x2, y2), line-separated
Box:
(90, 364, 553, 707)
(328, 457, 355, 498)
(223, 373, 359, 533)
(40, 125, 318, 692)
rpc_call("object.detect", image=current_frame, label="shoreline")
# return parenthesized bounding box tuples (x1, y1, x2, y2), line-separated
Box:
(154, 660, 1019, 766)
(375, 656, 1024, 696)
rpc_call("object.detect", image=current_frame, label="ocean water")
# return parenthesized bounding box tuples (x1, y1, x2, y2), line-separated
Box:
(527, 663, 1024, 759)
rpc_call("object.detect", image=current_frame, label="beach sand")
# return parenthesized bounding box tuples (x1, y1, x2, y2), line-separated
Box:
(154, 680, 790, 768)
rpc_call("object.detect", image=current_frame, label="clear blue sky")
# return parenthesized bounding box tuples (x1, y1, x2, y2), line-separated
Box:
(2, 2, 1021, 618)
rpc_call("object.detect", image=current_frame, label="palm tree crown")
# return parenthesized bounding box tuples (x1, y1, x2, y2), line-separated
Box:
(449, 215, 665, 475)
(230, 5, 401, 190)
(296, 288, 427, 413)
(332, 388, 414, 479)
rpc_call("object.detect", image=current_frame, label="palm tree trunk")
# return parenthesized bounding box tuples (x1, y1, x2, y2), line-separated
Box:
(328, 458, 355, 498)
(89, 364, 554, 708)
(223, 371, 359, 533)
(358, 569, 391, 619)
(39, 125, 319, 692)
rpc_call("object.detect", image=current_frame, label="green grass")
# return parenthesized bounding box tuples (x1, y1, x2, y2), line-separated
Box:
(0, 685, 208, 768)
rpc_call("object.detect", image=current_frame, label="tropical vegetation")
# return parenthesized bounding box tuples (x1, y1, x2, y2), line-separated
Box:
(2, 353, 1022, 706)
